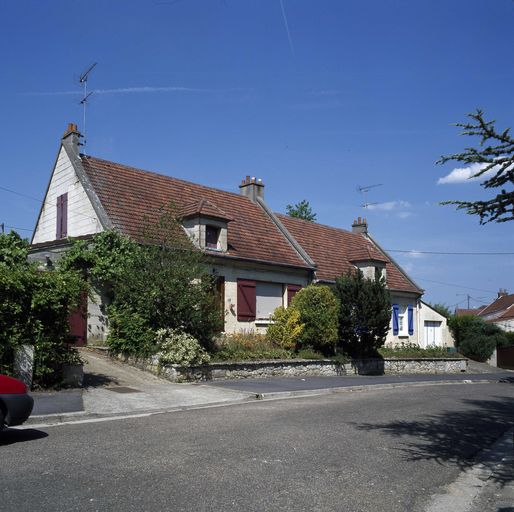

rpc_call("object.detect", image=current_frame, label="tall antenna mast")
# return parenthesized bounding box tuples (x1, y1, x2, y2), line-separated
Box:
(357, 183, 383, 209)
(79, 62, 97, 153)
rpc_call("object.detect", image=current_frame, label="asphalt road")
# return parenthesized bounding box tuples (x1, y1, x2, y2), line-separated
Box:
(1, 382, 513, 512)
(207, 372, 514, 395)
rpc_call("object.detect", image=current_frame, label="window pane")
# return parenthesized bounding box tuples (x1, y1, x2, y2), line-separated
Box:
(206, 226, 219, 248)
(256, 282, 283, 318)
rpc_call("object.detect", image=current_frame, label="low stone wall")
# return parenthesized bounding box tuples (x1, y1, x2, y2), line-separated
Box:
(114, 353, 468, 383)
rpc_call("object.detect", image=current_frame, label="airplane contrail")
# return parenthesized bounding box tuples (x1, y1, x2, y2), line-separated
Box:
(279, 0, 295, 57)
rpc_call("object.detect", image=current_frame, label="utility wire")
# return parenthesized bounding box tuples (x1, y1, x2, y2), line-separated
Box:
(0, 184, 99, 222)
(416, 277, 497, 295)
(387, 249, 514, 256)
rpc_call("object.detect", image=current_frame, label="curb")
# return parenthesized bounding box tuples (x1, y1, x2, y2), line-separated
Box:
(23, 376, 512, 427)
(253, 378, 500, 400)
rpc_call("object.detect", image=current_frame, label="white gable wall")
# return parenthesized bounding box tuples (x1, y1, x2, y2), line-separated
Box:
(33, 147, 103, 243)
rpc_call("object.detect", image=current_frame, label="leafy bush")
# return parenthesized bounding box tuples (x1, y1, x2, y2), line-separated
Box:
(266, 306, 304, 349)
(458, 333, 498, 362)
(0, 231, 84, 387)
(335, 271, 391, 358)
(106, 306, 156, 357)
(212, 332, 292, 361)
(448, 314, 508, 361)
(379, 342, 456, 359)
(61, 211, 223, 356)
(503, 331, 514, 347)
(291, 285, 339, 354)
(156, 328, 210, 366)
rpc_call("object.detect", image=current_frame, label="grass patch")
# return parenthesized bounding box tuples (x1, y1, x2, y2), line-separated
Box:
(379, 343, 460, 359)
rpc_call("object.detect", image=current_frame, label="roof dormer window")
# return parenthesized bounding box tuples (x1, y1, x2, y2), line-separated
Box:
(180, 199, 233, 253)
(206, 225, 220, 249)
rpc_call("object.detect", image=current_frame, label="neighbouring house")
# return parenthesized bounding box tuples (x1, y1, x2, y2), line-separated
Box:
(455, 307, 484, 317)
(476, 289, 514, 333)
(29, 123, 453, 348)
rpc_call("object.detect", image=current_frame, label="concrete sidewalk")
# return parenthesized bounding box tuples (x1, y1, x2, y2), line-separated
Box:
(28, 350, 253, 424)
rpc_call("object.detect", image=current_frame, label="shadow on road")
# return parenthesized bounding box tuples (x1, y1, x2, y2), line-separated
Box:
(83, 372, 119, 388)
(354, 393, 514, 486)
(0, 428, 48, 446)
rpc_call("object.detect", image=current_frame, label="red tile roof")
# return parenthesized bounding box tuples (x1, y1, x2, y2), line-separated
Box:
(180, 199, 233, 222)
(277, 214, 421, 293)
(479, 294, 514, 319)
(80, 156, 310, 269)
(455, 308, 484, 317)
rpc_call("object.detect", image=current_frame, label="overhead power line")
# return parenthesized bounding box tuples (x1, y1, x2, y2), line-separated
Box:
(387, 249, 514, 256)
(0, 184, 99, 222)
(416, 277, 497, 295)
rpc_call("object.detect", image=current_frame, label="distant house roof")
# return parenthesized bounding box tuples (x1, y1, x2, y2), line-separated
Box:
(455, 308, 484, 317)
(479, 294, 514, 320)
(277, 214, 421, 293)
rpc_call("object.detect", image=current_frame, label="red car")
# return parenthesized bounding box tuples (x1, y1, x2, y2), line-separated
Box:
(0, 374, 34, 429)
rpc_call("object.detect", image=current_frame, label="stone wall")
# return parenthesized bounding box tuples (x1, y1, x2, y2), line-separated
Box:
(114, 353, 468, 383)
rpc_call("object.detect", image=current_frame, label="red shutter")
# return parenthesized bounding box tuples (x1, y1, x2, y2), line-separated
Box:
(287, 284, 302, 306)
(61, 192, 68, 238)
(237, 279, 256, 321)
(56, 193, 68, 239)
(56, 195, 62, 239)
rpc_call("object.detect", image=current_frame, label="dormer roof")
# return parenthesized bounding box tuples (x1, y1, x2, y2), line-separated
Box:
(180, 199, 234, 222)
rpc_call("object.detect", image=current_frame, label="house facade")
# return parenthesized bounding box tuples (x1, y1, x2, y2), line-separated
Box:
(29, 124, 453, 348)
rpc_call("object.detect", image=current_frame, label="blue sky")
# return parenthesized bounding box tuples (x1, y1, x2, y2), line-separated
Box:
(1, 0, 513, 309)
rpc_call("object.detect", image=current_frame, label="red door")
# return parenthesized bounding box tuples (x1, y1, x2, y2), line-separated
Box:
(68, 292, 87, 346)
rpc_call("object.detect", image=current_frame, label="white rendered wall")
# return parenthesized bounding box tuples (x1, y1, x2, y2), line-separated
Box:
(213, 262, 309, 334)
(32, 147, 102, 243)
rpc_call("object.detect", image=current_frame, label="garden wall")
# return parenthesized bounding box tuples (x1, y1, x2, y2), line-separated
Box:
(114, 353, 468, 383)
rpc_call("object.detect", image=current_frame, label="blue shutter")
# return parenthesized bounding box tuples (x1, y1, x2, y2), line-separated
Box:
(392, 304, 399, 335)
(408, 305, 414, 335)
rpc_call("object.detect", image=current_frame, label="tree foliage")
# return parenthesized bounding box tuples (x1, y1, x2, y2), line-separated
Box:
(291, 285, 339, 355)
(286, 199, 317, 222)
(448, 314, 508, 361)
(0, 232, 83, 386)
(60, 207, 222, 355)
(438, 110, 514, 224)
(335, 271, 391, 358)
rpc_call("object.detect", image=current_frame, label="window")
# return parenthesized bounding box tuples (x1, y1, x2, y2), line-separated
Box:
(392, 304, 414, 336)
(205, 225, 220, 249)
(256, 282, 283, 319)
(237, 280, 284, 321)
(56, 193, 68, 239)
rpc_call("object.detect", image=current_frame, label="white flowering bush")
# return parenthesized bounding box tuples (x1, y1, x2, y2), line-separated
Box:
(156, 328, 211, 367)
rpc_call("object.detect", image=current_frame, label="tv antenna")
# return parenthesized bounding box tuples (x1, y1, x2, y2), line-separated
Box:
(79, 62, 97, 153)
(357, 183, 383, 209)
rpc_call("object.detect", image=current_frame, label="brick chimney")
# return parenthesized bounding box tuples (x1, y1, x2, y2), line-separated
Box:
(239, 175, 264, 202)
(498, 288, 508, 298)
(62, 123, 81, 151)
(352, 216, 368, 235)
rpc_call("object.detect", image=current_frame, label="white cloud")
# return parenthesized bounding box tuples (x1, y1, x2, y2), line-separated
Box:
(403, 250, 425, 259)
(396, 211, 413, 219)
(367, 200, 411, 211)
(437, 162, 498, 185)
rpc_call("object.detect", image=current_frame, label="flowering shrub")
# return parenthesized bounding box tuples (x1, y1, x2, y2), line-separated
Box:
(156, 328, 210, 366)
